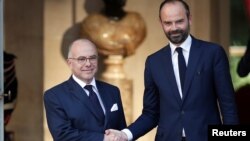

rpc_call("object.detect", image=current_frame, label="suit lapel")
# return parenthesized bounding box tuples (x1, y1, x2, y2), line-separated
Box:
(182, 38, 202, 100)
(162, 46, 182, 104)
(67, 77, 104, 122)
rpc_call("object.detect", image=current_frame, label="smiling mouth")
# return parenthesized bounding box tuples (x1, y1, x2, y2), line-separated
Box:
(171, 32, 181, 36)
(82, 69, 93, 72)
(171, 34, 181, 39)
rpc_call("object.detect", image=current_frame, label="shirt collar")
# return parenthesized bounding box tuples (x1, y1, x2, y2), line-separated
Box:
(170, 35, 192, 56)
(72, 74, 97, 89)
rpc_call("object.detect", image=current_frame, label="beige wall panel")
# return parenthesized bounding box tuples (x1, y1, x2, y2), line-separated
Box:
(4, 0, 44, 141)
(188, 0, 212, 40)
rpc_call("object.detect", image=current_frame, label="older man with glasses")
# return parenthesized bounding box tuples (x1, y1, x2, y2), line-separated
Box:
(44, 38, 127, 141)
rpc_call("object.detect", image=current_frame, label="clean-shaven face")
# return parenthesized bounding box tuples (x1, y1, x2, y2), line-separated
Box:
(67, 39, 98, 84)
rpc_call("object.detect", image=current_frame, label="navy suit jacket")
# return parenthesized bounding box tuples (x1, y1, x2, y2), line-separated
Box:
(44, 76, 126, 141)
(128, 37, 239, 141)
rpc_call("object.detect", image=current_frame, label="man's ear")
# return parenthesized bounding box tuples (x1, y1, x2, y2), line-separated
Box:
(188, 14, 192, 25)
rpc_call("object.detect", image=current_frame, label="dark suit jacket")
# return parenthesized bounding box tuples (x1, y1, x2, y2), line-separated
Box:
(237, 39, 250, 77)
(44, 76, 126, 141)
(128, 36, 239, 141)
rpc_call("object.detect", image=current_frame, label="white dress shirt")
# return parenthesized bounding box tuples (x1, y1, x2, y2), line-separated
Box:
(169, 35, 191, 98)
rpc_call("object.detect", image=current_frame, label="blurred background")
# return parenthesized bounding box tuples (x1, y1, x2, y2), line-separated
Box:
(1, 0, 249, 141)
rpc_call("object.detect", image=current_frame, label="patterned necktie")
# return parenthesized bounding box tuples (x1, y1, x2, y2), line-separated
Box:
(84, 85, 105, 124)
(176, 47, 186, 93)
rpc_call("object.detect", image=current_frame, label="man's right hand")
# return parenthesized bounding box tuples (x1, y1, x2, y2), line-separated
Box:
(104, 129, 128, 141)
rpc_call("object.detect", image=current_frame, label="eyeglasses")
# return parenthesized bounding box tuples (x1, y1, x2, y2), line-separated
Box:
(68, 55, 98, 64)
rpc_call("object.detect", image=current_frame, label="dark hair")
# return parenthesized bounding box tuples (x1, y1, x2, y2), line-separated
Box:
(159, 0, 190, 19)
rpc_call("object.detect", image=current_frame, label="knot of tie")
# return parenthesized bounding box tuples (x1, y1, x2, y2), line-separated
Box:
(175, 47, 183, 54)
(84, 85, 94, 94)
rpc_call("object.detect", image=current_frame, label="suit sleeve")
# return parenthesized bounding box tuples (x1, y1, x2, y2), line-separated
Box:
(128, 57, 159, 140)
(213, 46, 239, 124)
(237, 39, 250, 77)
(43, 90, 104, 141)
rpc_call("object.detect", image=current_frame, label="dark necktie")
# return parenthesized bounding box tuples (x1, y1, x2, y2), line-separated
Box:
(176, 47, 186, 92)
(84, 85, 105, 124)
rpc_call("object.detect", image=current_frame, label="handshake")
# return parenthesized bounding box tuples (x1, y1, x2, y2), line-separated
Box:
(104, 129, 128, 141)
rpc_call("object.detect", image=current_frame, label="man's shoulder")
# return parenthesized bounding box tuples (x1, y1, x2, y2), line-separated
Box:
(148, 45, 169, 57)
(96, 80, 119, 89)
(44, 79, 71, 94)
(194, 37, 221, 48)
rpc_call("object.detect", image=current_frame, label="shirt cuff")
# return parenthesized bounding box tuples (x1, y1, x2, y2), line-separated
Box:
(122, 129, 133, 141)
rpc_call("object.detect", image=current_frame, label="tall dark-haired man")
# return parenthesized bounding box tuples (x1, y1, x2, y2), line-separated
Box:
(106, 0, 239, 141)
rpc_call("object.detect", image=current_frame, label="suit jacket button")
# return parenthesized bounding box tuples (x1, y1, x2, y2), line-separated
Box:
(181, 111, 185, 115)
